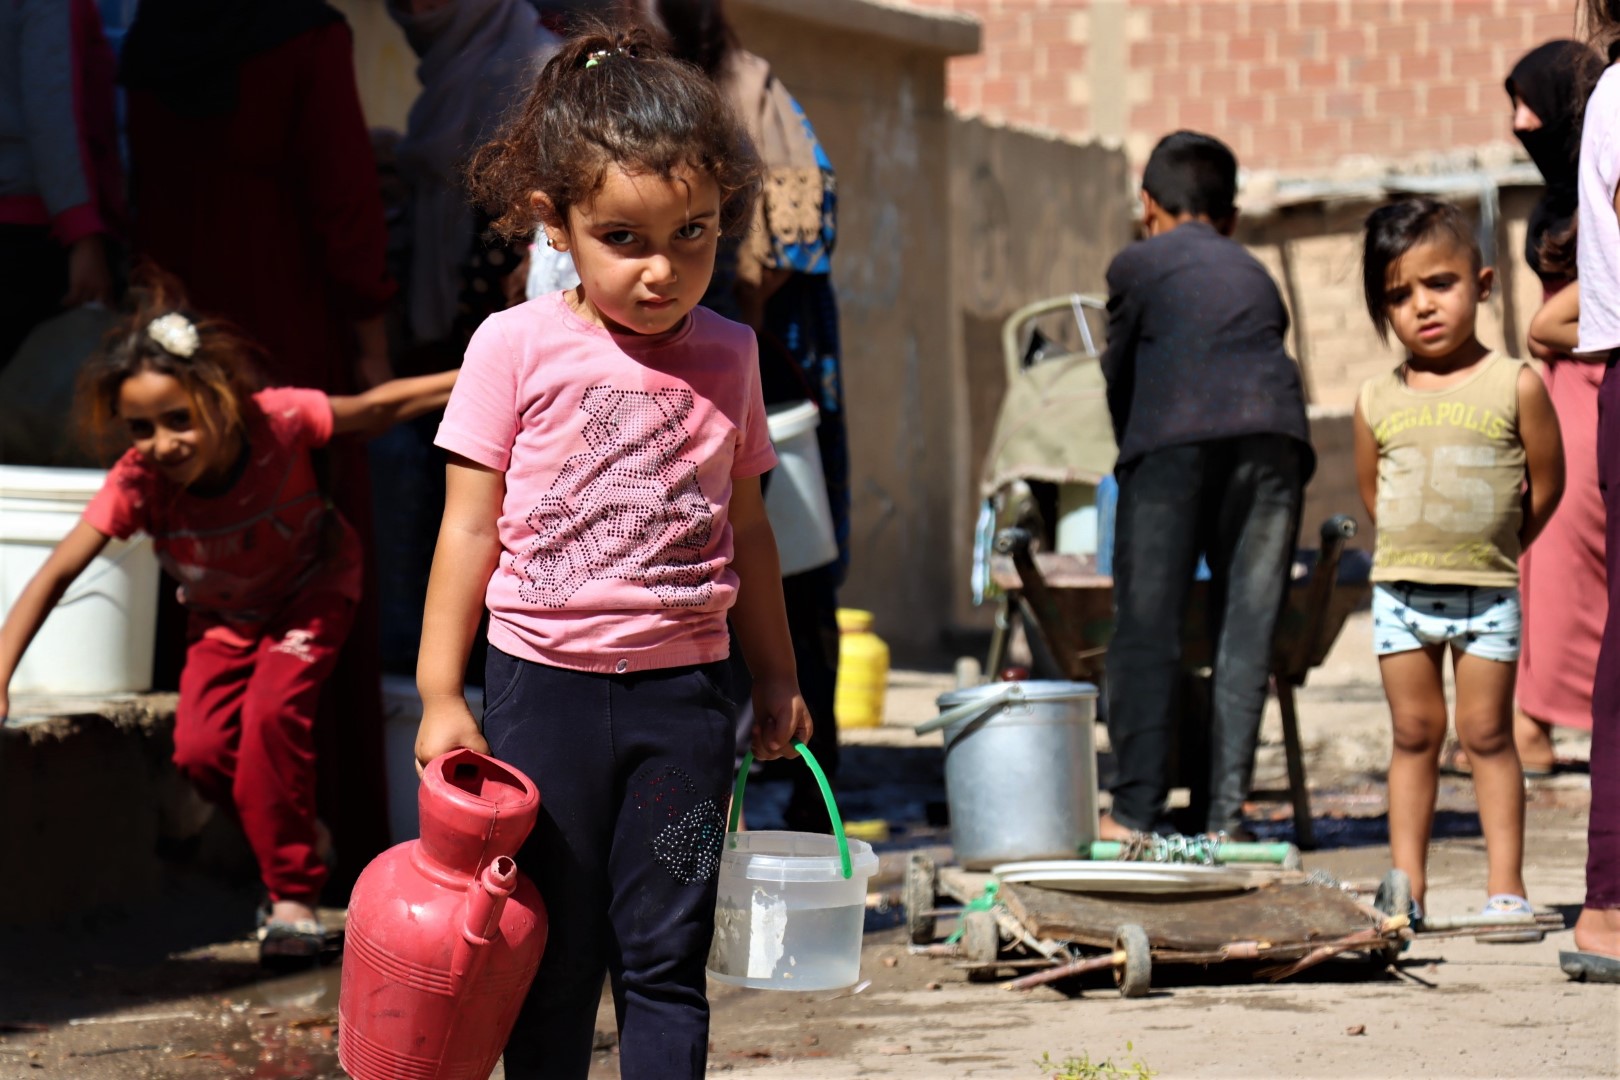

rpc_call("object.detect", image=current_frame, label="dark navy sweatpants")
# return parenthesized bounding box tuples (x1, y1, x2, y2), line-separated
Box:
(483, 646, 738, 1080)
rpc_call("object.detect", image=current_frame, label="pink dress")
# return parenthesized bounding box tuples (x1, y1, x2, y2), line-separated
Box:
(1518, 347, 1606, 730)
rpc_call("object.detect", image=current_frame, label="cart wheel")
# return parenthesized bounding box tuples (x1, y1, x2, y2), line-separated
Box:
(1372, 868, 1413, 964)
(905, 853, 939, 945)
(1113, 924, 1151, 999)
(961, 909, 999, 964)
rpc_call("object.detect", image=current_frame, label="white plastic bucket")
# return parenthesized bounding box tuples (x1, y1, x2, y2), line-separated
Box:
(707, 743, 877, 991)
(764, 401, 838, 575)
(0, 466, 158, 695)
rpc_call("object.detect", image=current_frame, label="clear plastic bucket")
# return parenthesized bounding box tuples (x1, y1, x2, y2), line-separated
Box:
(706, 742, 877, 991)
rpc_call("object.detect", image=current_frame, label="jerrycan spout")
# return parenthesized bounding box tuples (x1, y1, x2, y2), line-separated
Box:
(452, 857, 517, 985)
(465, 857, 518, 942)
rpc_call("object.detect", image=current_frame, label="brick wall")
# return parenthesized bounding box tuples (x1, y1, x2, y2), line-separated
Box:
(912, 0, 1578, 173)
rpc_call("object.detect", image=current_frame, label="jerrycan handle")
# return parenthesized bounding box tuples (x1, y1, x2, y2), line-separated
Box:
(727, 738, 852, 880)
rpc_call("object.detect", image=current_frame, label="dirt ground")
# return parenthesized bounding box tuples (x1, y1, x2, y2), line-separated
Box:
(1, 612, 1615, 1079)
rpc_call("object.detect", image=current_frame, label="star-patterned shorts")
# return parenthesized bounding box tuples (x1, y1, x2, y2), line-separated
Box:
(1371, 582, 1521, 662)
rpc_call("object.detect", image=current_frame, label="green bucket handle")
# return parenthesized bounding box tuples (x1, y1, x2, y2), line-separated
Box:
(727, 737, 853, 880)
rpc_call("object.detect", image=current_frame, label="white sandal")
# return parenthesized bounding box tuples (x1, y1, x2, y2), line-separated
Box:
(1475, 894, 1545, 944)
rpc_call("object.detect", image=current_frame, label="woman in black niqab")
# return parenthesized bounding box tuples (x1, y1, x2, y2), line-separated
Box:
(1494, 39, 1610, 785)
(1506, 39, 1603, 282)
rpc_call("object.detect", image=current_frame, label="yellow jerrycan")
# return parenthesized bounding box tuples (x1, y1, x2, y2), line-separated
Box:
(834, 608, 889, 729)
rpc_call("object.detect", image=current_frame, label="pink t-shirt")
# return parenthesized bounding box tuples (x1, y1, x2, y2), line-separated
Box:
(435, 292, 778, 673)
(82, 387, 362, 624)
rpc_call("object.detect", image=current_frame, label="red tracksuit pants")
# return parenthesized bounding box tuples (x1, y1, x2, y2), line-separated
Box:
(172, 589, 355, 904)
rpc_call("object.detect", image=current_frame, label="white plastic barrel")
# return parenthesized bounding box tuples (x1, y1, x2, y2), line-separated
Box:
(764, 401, 838, 575)
(0, 466, 158, 695)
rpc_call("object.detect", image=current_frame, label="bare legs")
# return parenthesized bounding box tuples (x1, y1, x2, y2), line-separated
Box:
(1512, 707, 1557, 772)
(1451, 705, 1558, 775)
(1574, 909, 1620, 956)
(1380, 645, 1526, 909)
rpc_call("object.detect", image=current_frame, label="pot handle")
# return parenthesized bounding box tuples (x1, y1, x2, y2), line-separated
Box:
(913, 683, 1023, 737)
(727, 737, 853, 879)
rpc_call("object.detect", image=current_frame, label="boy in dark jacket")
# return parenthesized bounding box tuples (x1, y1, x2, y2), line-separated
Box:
(1100, 131, 1313, 839)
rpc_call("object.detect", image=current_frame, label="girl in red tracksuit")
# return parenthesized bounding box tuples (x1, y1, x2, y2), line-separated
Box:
(0, 272, 455, 965)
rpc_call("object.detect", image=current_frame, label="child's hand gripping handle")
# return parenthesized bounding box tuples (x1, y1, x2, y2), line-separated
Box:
(414, 694, 490, 778)
(749, 675, 813, 761)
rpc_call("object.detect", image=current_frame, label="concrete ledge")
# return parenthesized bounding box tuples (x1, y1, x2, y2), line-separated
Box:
(735, 0, 981, 55)
(0, 695, 184, 925)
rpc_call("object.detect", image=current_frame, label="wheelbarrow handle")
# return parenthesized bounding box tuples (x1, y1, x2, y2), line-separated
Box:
(1320, 514, 1359, 543)
(1321, 518, 1360, 544)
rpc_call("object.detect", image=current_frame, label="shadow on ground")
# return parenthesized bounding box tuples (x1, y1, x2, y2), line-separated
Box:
(1249, 808, 1483, 850)
(0, 865, 331, 1026)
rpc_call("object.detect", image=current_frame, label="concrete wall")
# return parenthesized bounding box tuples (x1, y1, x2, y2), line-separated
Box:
(948, 116, 1134, 627)
(1299, 405, 1368, 549)
(725, 1, 980, 659)
(909, 0, 1576, 173)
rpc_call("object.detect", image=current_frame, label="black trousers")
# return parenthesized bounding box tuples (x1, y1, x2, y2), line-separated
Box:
(1105, 435, 1305, 834)
(484, 648, 738, 1080)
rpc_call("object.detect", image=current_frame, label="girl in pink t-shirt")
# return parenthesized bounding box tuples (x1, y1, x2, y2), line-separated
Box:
(0, 271, 456, 966)
(414, 25, 809, 1079)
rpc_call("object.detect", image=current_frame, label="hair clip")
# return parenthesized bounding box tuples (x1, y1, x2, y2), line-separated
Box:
(147, 312, 200, 358)
(585, 49, 611, 69)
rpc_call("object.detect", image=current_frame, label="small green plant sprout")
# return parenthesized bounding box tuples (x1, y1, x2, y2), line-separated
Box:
(1035, 1041, 1156, 1080)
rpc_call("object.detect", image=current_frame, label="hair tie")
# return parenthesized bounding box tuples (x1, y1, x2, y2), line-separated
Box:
(585, 44, 635, 69)
(147, 312, 200, 358)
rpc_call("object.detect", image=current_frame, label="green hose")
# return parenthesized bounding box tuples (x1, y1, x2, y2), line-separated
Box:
(1087, 840, 1298, 865)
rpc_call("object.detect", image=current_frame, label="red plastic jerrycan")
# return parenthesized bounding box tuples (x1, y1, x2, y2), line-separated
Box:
(339, 749, 547, 1080)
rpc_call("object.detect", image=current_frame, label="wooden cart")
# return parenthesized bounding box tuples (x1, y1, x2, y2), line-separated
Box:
(905, 855, 1412, 994)
(904, 856, 1563, 994)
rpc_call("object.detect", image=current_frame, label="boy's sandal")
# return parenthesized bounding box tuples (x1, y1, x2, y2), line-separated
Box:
(1475, 894, 1545, 944)
(259, 919, 327, 969)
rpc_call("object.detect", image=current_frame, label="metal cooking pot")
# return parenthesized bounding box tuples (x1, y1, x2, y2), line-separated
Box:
(922, 680, 1099, 870)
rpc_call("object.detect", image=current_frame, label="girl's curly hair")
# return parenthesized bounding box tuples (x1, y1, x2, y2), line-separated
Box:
(78, 266, 263, 462)
(466, 21, 761, 243)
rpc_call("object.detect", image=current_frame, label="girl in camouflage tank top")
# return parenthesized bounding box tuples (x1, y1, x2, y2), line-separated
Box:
(1353, 198, 1565, 929)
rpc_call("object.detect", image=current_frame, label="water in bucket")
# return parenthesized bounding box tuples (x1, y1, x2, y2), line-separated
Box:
(706, 744, 878, 991)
